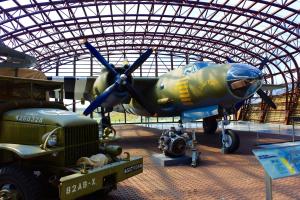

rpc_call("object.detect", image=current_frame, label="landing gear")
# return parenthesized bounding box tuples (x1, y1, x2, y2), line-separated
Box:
(220, 113, 240, 154)
(98, 107, 116, 141)
(203, 116, 218, 134)
(221, 129, 240, 154)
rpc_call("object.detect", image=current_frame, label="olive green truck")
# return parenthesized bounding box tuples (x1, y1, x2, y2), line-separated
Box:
(0, 75, 143, 199)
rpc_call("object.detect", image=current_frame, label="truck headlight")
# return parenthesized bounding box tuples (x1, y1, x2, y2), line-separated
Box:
(47, 133, 58, 147)
(41, 127, 60, 149)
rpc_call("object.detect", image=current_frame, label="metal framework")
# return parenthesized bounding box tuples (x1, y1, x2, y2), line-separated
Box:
(0, 0, 299, 123)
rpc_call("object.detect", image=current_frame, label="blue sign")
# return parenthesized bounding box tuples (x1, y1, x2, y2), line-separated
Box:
(253, 144, 300, 179)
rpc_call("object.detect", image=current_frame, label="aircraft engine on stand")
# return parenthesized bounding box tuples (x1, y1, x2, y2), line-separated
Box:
(158, 127, 190, 157)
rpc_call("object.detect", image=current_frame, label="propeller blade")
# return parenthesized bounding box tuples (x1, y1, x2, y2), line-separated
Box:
(83, 82, 119, 115)
(235, 100, 246, 110)
(258, 57, 268, 71)
(83, 41, 117, 76)
(124, 48, 153, 75)
(256, 89, 277, 109)
(124, 83, 154, 115)
(226, 57, 234, 63)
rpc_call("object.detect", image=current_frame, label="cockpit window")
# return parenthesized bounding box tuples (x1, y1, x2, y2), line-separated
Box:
(227, 64, 262, 98)
(183, 62, 210, 75)
(195, 62, 209, 69)
(183, 64, 196, 75)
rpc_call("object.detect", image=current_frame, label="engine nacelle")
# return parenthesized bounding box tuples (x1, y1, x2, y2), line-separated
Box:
(92, 69, 130, 108)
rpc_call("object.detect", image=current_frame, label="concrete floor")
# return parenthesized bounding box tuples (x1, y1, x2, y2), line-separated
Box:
(98, 124, 300, 200)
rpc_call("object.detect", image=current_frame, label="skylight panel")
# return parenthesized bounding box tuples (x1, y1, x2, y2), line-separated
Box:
(225, 0, 239, 7)
(112, 4, 124, 15)
(0, 1, 17, 9)
(153, 4, 165, 15)
(274, 9, 293, 19)
(63, 32, 73, 39)
(17, 0, 31, 6)
(85, 6, 97, 17)
(98, 5, 110, 15)
(250, 2, 266, 11)
(18, 16, 36, 27)
(72, 7, 85, 18)
(165, 5, 178, 16)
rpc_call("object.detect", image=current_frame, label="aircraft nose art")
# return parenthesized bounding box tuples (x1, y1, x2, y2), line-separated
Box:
(227, 64, 263, 99)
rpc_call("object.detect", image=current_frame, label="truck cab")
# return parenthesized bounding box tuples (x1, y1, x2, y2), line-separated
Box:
(0, 74, 142, 200)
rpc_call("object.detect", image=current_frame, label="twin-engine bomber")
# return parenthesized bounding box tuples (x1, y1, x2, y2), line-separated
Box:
(50, 40, 277, 155)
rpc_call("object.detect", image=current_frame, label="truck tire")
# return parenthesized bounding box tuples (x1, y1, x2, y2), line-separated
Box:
(0, 166, 41, 200)
(220, 129, 240, 154)
(203, 116, 218, 134)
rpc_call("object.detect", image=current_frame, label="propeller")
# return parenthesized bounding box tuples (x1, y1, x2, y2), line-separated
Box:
(226, 56, 234, 63)
(227, 56, 276, 109)
(256, 89, 276, 109)
(82, 40, 153, 116)
(258, 57, 268, 71)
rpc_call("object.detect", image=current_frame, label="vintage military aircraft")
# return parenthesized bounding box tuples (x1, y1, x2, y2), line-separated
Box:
(0, 41, 36, 68)
(49, 40, 277, 154)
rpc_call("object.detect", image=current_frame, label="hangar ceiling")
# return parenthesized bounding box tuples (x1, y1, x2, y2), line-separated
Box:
(0, 0, 299, 87)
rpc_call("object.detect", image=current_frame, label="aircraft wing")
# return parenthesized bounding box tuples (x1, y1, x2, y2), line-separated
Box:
(132, 77, 159, 91)
(0, 43, 36, 68)
(47, 76, 159, 102)
(47, 76, 96, 101)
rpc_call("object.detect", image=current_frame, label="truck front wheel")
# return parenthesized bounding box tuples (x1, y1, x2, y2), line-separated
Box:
(0, 166, 41, 200)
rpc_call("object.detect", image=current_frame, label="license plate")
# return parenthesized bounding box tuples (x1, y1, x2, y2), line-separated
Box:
(124, 163, 143, 174)
(64, 177, 99, 196)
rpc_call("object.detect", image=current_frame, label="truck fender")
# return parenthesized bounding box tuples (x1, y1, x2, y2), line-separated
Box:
(0, 143, 64, 160)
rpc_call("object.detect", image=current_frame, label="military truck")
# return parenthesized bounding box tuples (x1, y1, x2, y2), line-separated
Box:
(0, 75, 143, 199)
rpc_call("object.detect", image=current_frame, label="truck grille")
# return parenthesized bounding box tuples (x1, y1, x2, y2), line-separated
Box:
(64, 124, 99, 166)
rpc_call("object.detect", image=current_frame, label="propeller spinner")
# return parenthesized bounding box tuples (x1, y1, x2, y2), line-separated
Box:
(82, 40, 153, 116)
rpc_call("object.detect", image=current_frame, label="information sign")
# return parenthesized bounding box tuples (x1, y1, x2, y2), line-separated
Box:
(253, 144, 300, 179)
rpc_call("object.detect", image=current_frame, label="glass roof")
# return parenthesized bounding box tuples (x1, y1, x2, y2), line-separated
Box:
(0, 0, 299, 86)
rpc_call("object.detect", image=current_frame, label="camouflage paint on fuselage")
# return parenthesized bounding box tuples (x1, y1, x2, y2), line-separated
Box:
(124, 62, 240, 117)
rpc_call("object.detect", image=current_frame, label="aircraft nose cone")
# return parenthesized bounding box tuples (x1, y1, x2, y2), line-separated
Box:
(228, 63, 263, 81)
(227, 63, 263, 99)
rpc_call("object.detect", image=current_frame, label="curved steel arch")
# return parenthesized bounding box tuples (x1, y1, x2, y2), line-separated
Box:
(0, 0, 299, 123)
(35, 31, 288, 87)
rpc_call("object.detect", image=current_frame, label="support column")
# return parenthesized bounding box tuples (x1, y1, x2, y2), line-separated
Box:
(56, 61, 59, 76)
(90, 56, 93, 118)
(186, 53, 189, 65)
(73, 56, 76, 113)
(170, 53, 174, 71)
(55, 61, 59, 102)
(155, 52, 158, 77)
(139, 51, 143, 77)
(90, 55, 93, 77)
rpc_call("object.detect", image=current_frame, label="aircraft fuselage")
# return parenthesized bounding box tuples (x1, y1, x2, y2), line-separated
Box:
(121, 62, 262, 117)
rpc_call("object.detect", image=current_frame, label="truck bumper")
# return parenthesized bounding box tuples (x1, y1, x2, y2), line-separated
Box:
(59, 156, 143, 200)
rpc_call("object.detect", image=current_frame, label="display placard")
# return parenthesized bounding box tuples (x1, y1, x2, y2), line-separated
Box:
(253, 144, 300, 180)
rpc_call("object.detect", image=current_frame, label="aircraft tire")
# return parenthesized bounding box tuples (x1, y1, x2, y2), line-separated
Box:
(221, 129, 240, 154)
(203, 116, 218, 134)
